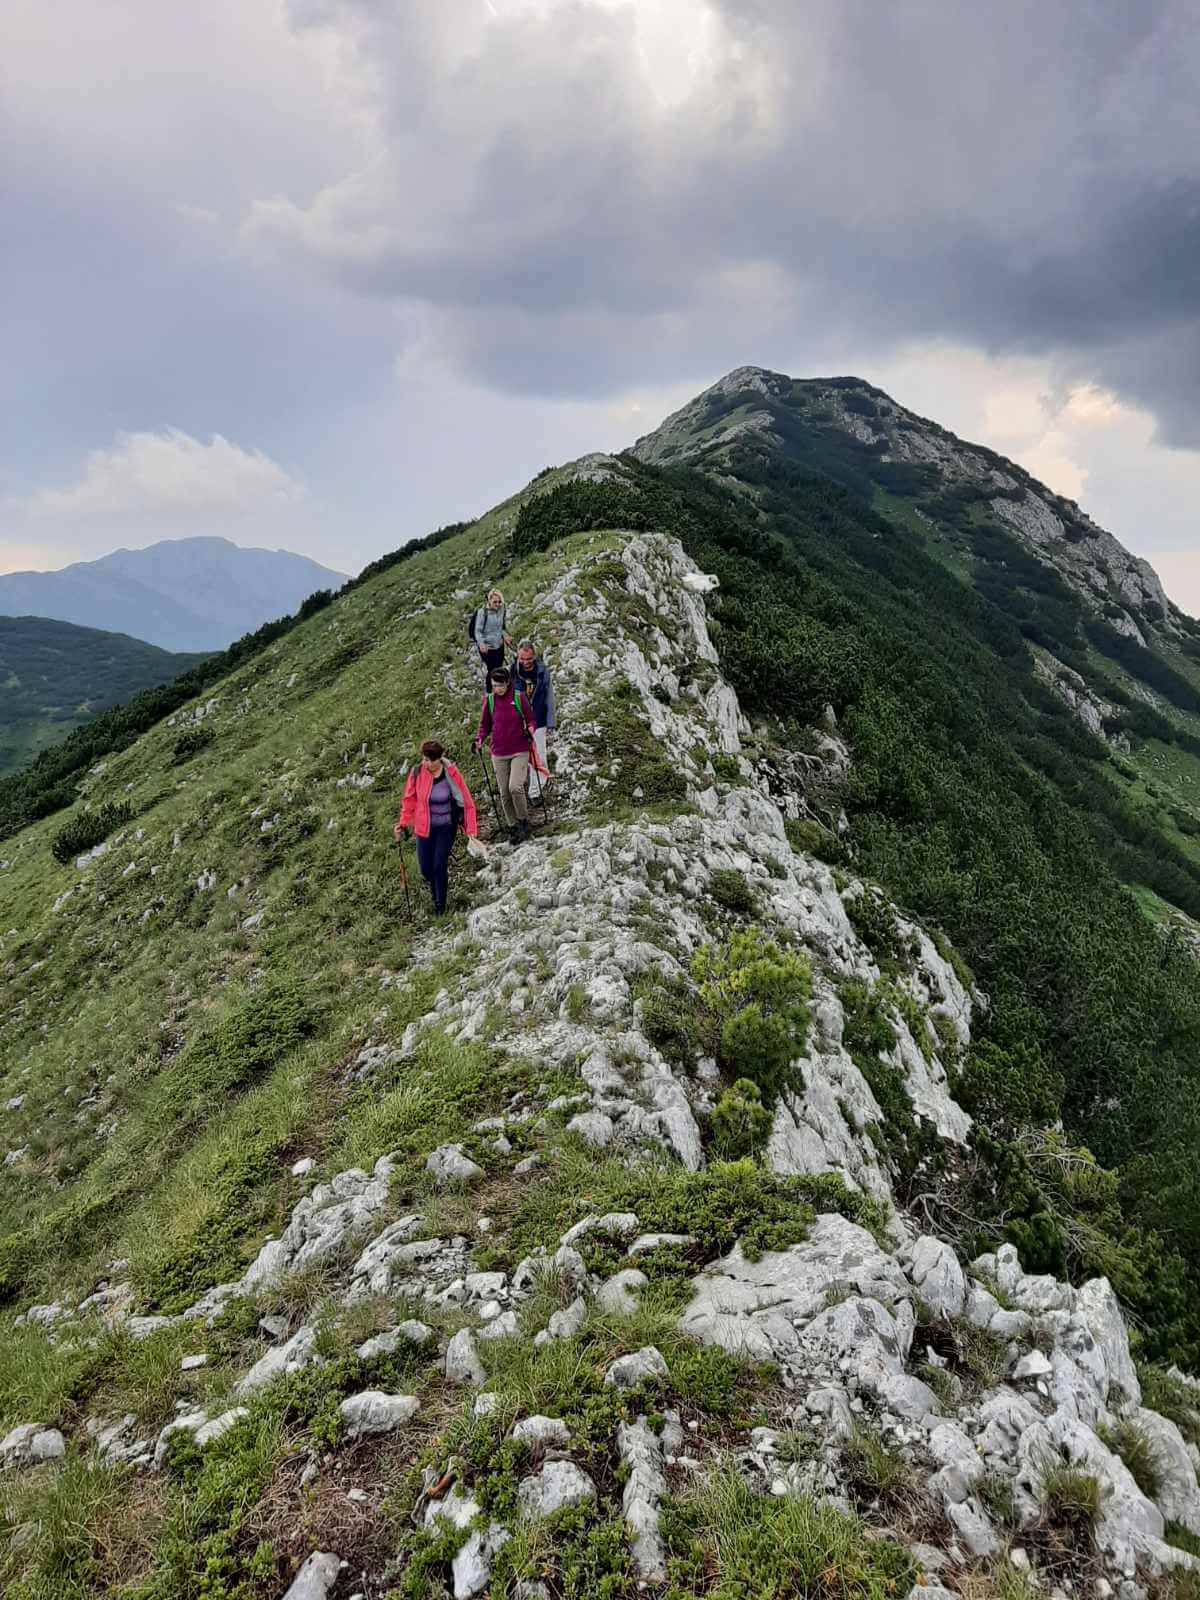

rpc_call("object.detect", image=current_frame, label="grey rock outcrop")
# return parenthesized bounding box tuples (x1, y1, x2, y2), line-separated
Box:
(0, 1424, 66, 1468)
(618, 1417, 668, 1583)
(339, 1391, 420, 1440)
(445, 1328, 488, 1386)
(517, 1460, 597, 1519)
(604, 1346, 669, 1389)
(282, 1552, 342, 1600)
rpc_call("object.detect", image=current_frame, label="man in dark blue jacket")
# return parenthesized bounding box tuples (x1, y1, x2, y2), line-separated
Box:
(513, 638, 555, 805)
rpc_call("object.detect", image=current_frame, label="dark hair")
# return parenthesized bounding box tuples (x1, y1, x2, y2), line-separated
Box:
(420, 739, 445, 760)
(490, 667, 511, 685)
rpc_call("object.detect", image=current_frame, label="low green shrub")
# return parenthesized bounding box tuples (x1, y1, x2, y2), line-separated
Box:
(784, 815, 847, 864)
(1165, 1520, 1200, 1558)
(171, 726, 214, 764)
(694, 928, 811, 1105)
(844, 889, 908, 970)
(709, 1078, 772, 1160)
(839, 979, 896, 1056)
(50, 801, 133, 864)
(638, 978, 699, 1068)
(1138, 1365, 1200, 1447)
(707, 867, 757, 916)
(507, 1150, 887, 1269)
(492, 1504, 633, 1600)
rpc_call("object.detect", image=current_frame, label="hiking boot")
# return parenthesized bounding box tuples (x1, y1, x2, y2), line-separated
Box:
(518, 819, 531, 842)
(507, 826, 521, 845)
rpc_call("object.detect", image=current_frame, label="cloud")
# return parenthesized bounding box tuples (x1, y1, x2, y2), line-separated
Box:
(19, 430, 305, 521)
(234, 0, 1200, 444)
(174, 203, 220, 226)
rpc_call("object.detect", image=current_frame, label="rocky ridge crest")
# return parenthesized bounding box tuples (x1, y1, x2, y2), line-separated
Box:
(5, 531, 1199, 1598)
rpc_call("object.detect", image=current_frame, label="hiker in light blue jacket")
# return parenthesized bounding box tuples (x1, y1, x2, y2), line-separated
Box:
(470, 589, 512, 684)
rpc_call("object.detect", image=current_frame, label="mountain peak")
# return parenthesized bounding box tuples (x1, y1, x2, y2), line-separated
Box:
(632, 363, 1177, 653)
(0, 538, 347, 653)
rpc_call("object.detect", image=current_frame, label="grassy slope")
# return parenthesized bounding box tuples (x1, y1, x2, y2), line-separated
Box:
(0, 491, 609, 1324)
(0, 619, 207, 777)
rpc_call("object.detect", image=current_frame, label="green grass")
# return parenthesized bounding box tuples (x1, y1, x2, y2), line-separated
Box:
(500, 1146, 887, 1272)
(0, 504, 613, 1318)
(1098, 1417, 1165, 1500)
(661, 1466, 915, 1600)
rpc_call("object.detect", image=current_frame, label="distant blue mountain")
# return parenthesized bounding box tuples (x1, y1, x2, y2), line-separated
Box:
(0, 536, 347, 652)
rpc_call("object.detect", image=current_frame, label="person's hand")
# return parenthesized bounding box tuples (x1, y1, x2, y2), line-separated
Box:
(472, 738, 482, 754)
(503, 634, 513, 646)
(478, 643, 487, 656)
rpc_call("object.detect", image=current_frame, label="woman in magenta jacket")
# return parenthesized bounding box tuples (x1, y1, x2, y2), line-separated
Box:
(394, 740, 478, 915)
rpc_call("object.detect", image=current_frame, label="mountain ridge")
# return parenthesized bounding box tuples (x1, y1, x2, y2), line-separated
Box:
(0, 615, 207, 776)
(0, 536, 347, 653)
(4, 379, 1200, 1596)
(633, 364, 1179, 649)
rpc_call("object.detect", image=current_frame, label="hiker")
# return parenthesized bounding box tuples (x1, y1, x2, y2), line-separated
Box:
(394, 740, 478, 915)
(469, 588, 512, 683)
(474, 666, 545, 842)
(511, 638, 555, 805)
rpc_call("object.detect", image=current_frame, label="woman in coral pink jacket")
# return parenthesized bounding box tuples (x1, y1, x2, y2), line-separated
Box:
(394, 740, 478, 915)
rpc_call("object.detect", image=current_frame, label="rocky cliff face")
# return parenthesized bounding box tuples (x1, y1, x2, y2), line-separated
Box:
(5, 527, 1199, 1598)
(633, 367, 1177, 651)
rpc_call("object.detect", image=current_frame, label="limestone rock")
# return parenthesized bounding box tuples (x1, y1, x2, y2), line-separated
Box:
(236, 1326, 320, 1397)
(518, 1460, 597, 1519)
(153, 1409, 207, 1467)
(355, 1321, 434, 1360)
(282, 1552, 342, 1600)
(605, 1346, 669, 1389)
(618, 1416, 668, 1583)
(907, 1235, 966, 1321)
(560, 1212, 641, 1248)
(427, 1144, 485, 1185)
(194, 1408, 249, 1448)
(0, 1424, 66, 1468)
(338, 1391, 420, 1440)
(512, 1415, 571, 1448)
(565, 1111, 613, 1147)
(1134, 1408, 1200, 1536)
(425, 1485, 509, 1599)
(349, 1215, 424, 1293)
(680, 1214, 908, 1362)
(445, 1328, 487, 1386)
(540, 1296, 587, 1343)
(597, 1269, 648, 1314)
(478, 1310, 521, 1342)
(1075, 1276, 1141, 1412)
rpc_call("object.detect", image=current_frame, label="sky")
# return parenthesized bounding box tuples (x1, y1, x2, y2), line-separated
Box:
(4, 0, 1200, 606)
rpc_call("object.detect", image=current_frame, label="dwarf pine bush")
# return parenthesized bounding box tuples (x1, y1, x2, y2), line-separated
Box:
(693, 928, 811, 1105)
(50, 801, 133, 864)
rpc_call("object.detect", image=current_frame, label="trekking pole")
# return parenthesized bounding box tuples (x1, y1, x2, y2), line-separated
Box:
(395, 835, 414, 921)
(529, 735, 554, 827)
(474, 744, 504, 836)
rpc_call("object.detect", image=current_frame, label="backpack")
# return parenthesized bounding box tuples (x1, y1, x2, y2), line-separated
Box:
(467, 608, 480, 642)
(487, 689, 533, 737)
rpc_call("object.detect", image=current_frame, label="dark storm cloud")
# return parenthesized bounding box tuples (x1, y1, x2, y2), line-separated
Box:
(249, 0, 1200, 439)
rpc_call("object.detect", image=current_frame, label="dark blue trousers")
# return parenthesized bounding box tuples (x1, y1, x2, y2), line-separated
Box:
(416, 824, 456, 913)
